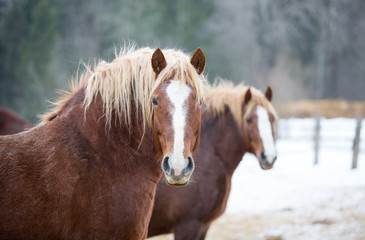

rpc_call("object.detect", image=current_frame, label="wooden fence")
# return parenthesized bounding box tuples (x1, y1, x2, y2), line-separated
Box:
(277, 118, 364, 169)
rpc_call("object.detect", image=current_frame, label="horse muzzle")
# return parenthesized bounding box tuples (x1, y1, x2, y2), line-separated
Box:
(161, 155, 194, 185)
(258, 151, 277, 170)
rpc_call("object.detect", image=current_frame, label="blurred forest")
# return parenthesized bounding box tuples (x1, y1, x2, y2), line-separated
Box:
(0, 0, 364, 122)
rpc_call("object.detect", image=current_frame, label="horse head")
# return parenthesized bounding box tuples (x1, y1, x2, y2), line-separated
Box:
(242, 87, 277, 170)
(151, 48, 206, 185)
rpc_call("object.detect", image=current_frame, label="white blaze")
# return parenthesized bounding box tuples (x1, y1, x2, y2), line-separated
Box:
(257, 106, 276, 163)
(166, 80, 191, 175)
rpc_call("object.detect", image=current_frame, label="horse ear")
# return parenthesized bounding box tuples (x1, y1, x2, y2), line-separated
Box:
(244, 88, 252, 105)
(151, 48, 167, 75)
(190, 48, 206, 75)
(265, 86, 273, 102)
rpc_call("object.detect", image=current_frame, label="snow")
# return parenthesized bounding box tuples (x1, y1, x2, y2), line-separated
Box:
(226, 118, 365, 214)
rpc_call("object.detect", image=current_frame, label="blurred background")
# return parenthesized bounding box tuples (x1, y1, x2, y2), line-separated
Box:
(1, 0, 365, 122)
(1, 0, 365, 239)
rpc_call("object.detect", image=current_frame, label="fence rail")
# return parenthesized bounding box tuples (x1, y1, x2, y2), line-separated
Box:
(277, 118, 364, 169)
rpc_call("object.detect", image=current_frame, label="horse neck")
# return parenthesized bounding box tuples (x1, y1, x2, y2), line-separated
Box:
(201, 106, 247, 175)
(54, 88, 162, 178)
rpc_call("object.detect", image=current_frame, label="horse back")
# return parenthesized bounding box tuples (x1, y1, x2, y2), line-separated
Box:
(0, 107, 31, 135)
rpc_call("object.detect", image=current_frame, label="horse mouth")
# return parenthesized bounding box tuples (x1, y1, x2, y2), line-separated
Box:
(260, 163, 273, 170)
(162, 165, 193, 186)
(258, 159, 275, 170)
(164, 174, 191, 186)
(166, 180, 189, 186)
(257, 152, 277, 170)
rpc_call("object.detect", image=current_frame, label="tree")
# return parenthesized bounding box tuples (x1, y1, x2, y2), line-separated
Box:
(0, 0, 57, 122)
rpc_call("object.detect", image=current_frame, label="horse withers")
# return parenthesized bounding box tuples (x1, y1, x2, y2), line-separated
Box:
(148, 82, 278, 240)
(0, 47, 207, 239)
(0, 107, 32, 135)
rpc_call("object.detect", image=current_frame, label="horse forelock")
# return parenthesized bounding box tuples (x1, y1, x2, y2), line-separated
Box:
(243, 89, 278, 121)
(41, 47, 208, 134)
(205, 80, 278, 129)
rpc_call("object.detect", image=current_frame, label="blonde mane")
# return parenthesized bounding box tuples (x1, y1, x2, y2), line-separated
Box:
(42, 47, 208, 133)
(204, 80, 278, 129)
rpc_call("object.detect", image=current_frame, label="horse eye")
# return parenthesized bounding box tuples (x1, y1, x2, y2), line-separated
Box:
(198, 99, 203, 107)
(152, 98, 158, 106)
(246, 118, 252, 124)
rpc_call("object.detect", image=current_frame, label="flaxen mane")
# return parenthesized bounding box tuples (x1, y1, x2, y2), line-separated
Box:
(42, 46, 208, 132)
(205, 80, 278, 129)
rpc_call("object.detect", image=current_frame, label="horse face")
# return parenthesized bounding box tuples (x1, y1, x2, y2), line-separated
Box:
(243, 88, 277, 170)
(243, 105, 277, 169)
(152, 80, 201, 185)
(150, 48, 205, 185)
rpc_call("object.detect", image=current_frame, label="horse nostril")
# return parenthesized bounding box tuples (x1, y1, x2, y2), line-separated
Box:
(162, 156, 171, 174)
(273, 156, 277, 163)
(184, 156, 195, 175)
(260, 151, 267, 161)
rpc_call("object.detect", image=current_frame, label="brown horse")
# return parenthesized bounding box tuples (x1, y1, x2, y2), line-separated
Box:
(0, 47, 207, 239)
(148, 82, 278, 240)
(0, 107, 32, 135)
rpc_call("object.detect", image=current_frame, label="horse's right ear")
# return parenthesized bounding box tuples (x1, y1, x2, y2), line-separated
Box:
(151, 48, 167, 75)
(190, 48, 206, 75)
(265, 86, 273, 102)
(244, 88, 252, 105)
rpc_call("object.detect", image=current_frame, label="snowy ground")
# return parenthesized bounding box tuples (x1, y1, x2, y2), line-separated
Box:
(150, 118, 365, 240)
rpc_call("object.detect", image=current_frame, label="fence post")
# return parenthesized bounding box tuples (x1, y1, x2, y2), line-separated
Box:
(352, 119, 362, 169)
(314, 117, 321, 165)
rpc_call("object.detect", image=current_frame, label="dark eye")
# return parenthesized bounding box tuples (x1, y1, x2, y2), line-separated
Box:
(152, 98, 158, 106)
(198, 99, 203, 107)
(246, 118, 252, 124)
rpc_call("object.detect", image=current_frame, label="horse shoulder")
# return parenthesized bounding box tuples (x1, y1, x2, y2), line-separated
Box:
(0, 123, 86, 238)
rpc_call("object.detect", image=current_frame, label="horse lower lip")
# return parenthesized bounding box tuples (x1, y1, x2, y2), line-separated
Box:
(166, 181, 188, 186)
(262, 164, 273, 170)
(165, 176, 189, 186)
(258, 160, 273, 170)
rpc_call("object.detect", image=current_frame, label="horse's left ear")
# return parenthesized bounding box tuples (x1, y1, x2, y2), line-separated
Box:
(244, 88, 252, 105)
(265, 86, 273, 102)
(151, 48, 167, 75)
(190, 48, 206, 75)
(242, 88, 252, 115)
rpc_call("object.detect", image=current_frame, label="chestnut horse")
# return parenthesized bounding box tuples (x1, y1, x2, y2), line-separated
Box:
(0, 47, 207, 239)
(0, 107, 32, 135)
(148, 83, 278, 240)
